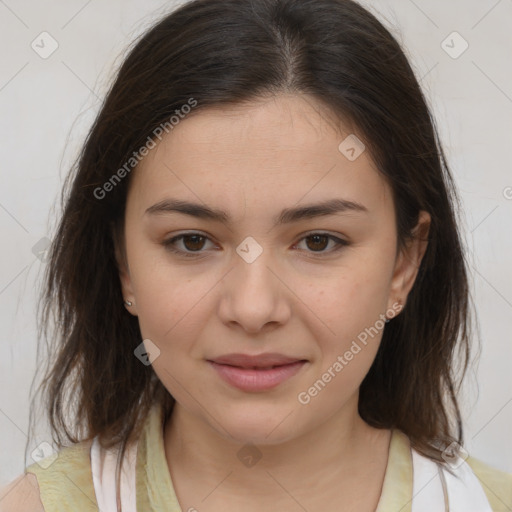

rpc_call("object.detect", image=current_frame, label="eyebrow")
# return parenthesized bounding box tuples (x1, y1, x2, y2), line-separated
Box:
(144, 197, 368, 226)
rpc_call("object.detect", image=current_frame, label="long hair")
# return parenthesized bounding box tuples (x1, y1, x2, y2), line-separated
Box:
(31, 0, 474, 484)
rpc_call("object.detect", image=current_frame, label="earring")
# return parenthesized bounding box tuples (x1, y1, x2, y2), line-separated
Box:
(124, 300, 133, 307)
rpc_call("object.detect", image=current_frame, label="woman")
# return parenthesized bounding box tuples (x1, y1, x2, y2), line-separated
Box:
(2, 0, 511, 510)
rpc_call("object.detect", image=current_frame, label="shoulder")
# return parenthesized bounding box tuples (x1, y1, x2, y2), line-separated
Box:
(0, 473, 45, 512)
(11, 440, 98, 512)
(466, 455, 512, 511)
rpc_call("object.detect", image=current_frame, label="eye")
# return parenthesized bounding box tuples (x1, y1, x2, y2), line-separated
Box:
(162, 232, 215, 258)
(293, 233, 349, 255)
(161, 231, 349, 258)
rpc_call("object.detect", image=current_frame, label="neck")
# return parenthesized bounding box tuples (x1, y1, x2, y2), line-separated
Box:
(163, 393, 392, 508)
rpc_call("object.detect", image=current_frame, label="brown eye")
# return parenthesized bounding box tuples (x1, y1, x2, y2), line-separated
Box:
(305, 234, 330, 252)
(162, 232, 215, 258)
(295, 233, 348, 255)
(181, 234, 207, 251)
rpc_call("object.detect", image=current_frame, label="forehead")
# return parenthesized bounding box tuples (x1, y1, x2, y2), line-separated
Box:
(127, 94, 391, 218)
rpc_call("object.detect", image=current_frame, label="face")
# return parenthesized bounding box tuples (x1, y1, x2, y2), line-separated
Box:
(116, 93, 429, 445)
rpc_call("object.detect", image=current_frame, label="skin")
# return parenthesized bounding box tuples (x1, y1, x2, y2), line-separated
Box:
(116, 93, 430, 511)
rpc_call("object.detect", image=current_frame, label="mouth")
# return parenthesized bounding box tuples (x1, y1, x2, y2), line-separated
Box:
(207, 359, 308, 392)
(213, 361, 304, 370)
(208, 352, 307, 368)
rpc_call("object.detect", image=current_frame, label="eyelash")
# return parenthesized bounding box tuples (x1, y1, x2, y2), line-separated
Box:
(161, 232, 349, 258)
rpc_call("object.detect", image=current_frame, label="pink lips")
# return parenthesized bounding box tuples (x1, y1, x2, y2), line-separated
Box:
(207, 353, 307, 392)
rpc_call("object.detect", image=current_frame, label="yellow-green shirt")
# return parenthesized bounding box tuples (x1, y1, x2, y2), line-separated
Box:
(26, 404, 512, 511)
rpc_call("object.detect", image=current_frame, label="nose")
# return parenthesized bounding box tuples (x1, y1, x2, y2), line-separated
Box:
(217, 243, 291, 334)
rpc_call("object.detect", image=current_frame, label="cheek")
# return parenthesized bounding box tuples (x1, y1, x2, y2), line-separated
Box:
(134, 268, 210, 344)
(305, 253, 393, 335)
(125, 229, 210, 330)
(294, 272, 390, 410)
(296, 249, 395, 389)
(131, 263, 211, 399)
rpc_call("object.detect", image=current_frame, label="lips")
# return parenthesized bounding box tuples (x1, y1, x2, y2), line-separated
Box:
(208, 353, 305, 368)
(207, 353, 308, 392)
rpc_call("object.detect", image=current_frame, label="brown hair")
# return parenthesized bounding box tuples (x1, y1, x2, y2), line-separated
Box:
(31, 0, 474, 476)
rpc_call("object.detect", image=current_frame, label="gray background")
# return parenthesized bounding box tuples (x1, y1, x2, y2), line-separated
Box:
(1, 0, 511, 485)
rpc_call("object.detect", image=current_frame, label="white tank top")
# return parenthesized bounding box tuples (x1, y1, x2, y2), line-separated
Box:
(90, 438, 137, 512)
(90, 436, 493, 511)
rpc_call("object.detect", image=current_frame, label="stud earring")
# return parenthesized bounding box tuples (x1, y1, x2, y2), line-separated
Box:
(124, 300, 133, 307)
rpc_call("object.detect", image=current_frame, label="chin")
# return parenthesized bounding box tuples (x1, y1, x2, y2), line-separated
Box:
(216, 409, 301, 446)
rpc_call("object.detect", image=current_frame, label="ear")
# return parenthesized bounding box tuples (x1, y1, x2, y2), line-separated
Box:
(387, 210, 431, 314)
(111, 222, 138, 316)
